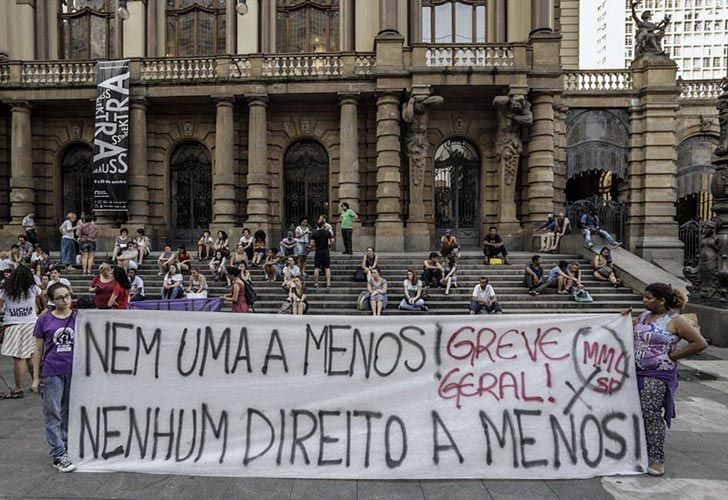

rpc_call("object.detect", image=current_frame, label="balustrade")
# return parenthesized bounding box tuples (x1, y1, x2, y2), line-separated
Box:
(563, 71, 633, 92)
(20, 62, 96, 85)
(140, 58, 217, 81)
(262, 55, 342, 77)
(424, 45, 514, 67)
(679, 79, 722, 100)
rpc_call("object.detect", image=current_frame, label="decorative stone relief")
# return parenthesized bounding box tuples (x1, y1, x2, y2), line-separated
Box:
(183, 121, 194, 136)
(300, 118, 312, 134)
(70, 122, 82, 140)
(402, 92, 444, 187)
(493, 94, 532, 185)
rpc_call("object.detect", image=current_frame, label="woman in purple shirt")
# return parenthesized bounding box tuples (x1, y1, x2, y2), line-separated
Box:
(31, 283, 77, 473)
(628, 283, 707, 476)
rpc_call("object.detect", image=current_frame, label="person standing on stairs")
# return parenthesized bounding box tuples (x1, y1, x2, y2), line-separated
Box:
(339, 202, 358, 255)
(310, 219, 332, 289)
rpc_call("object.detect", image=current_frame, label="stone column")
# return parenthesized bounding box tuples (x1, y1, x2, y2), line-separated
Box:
(409, 0, 422, 43)
(127, 97, 149, 226)
(625, 54, 683, 264)
(245, 95, 270, 229)
(9, 102, 34, 224)
(214, 96, 237, 226)
(526, 92, 556, 228)
(260, 0, 273, 52)
(114, 0, 124, 58)
(341, 0, 355, 51)
(495, 0, 507, 42)
(226, 0, 237, 54)
(36, 0, 49, 59)
(374, 92, 404, 251)
(379, 0, 399, 35)
(530, 0, 553, 36)
(339, 94, 359, 213)
(147, 0, 158, 57)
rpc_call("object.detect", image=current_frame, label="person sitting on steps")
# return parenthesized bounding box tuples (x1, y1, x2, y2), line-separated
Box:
(469, 276, 503, 315)
(523, 255, 544, 294)
(482, 226, 510, 265)
(580, 209, 621, 249)
(421, 252, 444, 288)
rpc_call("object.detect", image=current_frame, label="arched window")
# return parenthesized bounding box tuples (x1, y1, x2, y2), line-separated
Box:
(59, 0, 115, 60)
(422, 0, 487, 44)
(166, 0, 227, 56)
(283, 139, 329, 230)
(276, 0, 339, 53)
(170, 141, 212, 241)
(60, 144, 94, 216)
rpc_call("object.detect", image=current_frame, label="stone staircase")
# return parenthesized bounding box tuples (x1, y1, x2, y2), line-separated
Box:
(54, 252, 644, 316)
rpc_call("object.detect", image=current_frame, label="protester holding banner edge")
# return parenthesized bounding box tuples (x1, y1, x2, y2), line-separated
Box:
(624, 283, 708, 477)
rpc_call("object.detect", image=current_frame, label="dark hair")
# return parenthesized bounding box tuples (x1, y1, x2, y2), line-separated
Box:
(531, 255, 541, 263)
(299, 217, 308, 224)
(645, 282, 688, 310)
(226, 266, 241, 278)
(178, 245, 187, 251)
(254, 229, 266, 242)
(84, 214, 93, 223)
(480, 276, 489, 283)
(120, 228, 129, 235)
(599, 247, 613, 263)
(136, 228, 145, 235)
(128, 268, 136, 275)
(316, 220, 325, 228)
(213, 250, 223, 260)
(18, 234, 26, 240)
(2, 265, 36, 301)
(342, 202, 350, 209)
(217, 230, 228, 241)
(429, 251, 439, 260)
(47, 282, 71, 302)
(242, 227, 250, 235)
(489, 226, 497, 231)
(558, 260, 569, 270)
(112, 266, 131, 290)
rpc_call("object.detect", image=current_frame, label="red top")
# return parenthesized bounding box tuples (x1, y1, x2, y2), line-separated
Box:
(111, 284, 130, 310)
(231, 280, 250, 313)
(91, 276, 117, 309)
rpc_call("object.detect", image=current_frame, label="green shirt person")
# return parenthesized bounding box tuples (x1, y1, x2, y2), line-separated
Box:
(339, 202, 358, 255)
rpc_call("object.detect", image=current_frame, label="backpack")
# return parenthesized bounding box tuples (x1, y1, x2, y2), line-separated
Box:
(356, 291, 371, 311)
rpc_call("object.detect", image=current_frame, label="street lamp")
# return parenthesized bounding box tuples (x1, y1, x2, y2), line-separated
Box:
(236, 0, 249, 16)
(117, 0, 130, 20)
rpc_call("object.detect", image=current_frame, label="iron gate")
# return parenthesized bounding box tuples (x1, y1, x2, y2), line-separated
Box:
(678, 219, 704, 267)
(565, 195, 627, 243)
(434, 139, 480, 246)
(283, 140, 329, 231)
(170, 142, 212, 242)
(61, 143, 94, 216)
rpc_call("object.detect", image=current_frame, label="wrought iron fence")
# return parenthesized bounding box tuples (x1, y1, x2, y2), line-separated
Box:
(678, 219, 704, 267)
(564, 195, 627, 243)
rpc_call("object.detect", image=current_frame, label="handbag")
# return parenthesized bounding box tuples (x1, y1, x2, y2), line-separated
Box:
(573, 289, 594, 303)
(243, 280, 257, 306)
(356, 291, 371, 311)
(187, 291, 208, 299)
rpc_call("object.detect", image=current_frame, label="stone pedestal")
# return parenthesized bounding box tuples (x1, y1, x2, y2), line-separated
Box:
(626, 54, 684, 263)
(213, 96, 237, 226)
(374, 92, 404, 252)
(128, 97, 149, 227)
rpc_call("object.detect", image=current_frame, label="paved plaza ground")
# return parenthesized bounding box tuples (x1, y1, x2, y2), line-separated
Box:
(1, 346, 727, 500)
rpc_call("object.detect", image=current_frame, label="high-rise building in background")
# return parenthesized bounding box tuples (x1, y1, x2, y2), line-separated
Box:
(581, 0, 728, 80)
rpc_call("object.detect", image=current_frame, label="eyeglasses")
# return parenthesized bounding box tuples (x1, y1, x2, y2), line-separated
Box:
(53, 293, 72, 302)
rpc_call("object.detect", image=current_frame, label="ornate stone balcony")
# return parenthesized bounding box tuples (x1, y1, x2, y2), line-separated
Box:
(0, 53, 378, 88)
(563, 70, 633, 92)
(412, 44, 517, 68)
(679, 79, 723, 100)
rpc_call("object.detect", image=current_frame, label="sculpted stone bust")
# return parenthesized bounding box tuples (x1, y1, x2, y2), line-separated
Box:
(630, 0, 671, 57)
(402, 93, 443, 186)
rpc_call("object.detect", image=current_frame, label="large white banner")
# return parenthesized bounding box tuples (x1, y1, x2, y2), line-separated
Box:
(69, 311, 647, 479)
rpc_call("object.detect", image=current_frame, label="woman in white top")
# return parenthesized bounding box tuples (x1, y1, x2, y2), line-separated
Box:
(198, 230, 213, 261)
(186, 267, 209, 298)
(135, 228, 150, 266)
(238, 228, 255, 262)
(0, 265, 45, 399)
(367, 268, 388, 316)
(294, 218, 311, 276)
(399, 269, 427, 311)
(161, 264, 184, 300)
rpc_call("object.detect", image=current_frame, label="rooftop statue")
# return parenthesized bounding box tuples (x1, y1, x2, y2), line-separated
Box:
(631, 0, 671, 57)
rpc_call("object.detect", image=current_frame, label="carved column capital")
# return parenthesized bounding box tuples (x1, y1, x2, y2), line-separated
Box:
(214, 95, 236, 108)
(247, 94, 269, 107)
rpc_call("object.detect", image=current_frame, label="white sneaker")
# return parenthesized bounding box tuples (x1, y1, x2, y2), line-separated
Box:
(52, 454, 77, 473)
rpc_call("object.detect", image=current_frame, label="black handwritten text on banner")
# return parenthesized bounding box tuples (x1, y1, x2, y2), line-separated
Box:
(93, 60, 129, 211)
(68, 311, 647, 479)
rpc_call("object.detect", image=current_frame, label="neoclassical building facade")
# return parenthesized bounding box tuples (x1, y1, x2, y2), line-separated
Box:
(0, 0, 722, 259)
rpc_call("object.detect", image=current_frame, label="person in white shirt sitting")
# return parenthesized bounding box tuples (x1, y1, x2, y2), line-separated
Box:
(469, 276, 503, 315)
(117, 241, 139, 271)
(127, 268, 145, 302)
(281, 256, 301, 291)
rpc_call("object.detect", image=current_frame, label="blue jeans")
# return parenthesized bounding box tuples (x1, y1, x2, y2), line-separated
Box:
(582, 227, 617, 247)
(41, 375, 71, 458)
(399, 298, 425, 310)
(60, 238, 76, 266)
(161, 286, 183, 299)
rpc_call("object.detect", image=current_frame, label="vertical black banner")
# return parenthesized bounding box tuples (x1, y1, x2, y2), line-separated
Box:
(94, 60, 130, 211)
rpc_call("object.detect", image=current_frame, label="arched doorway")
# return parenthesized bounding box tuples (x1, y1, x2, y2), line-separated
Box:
(433, 138, 480, 246)
(283, 139, 329, 230)
(565, 109, 628, 202)
(60, 143, 94, 216)
(676, 134, 716, 225)
(170, 141, 212, 242)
